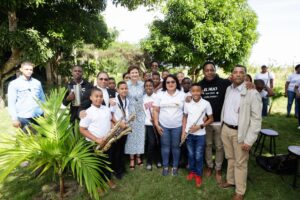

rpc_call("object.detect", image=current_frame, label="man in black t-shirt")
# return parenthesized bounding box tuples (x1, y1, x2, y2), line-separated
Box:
(198, 61, 231, 183)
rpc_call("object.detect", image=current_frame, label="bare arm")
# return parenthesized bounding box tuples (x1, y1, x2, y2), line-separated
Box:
(181, 114, 188, 141)
(153, 106, 163, 135)
(79, 127, 104, 145)
(285, 81, 290, 97)
(265, 86, 275, 97)
(270, 79, 274, 89)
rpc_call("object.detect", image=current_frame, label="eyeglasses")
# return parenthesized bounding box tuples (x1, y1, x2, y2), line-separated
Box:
(166, 81, 176, 84)
(98, 78, 108, 81)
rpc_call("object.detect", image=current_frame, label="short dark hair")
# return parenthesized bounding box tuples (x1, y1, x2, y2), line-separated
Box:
(202, 61, 216, 70)
(97, 71, 109, 78)
(144, 79, 154, 87)
(122, 72, 129, 79)
(117, 81, 127, 88)
(254, 79, 265, 87)
(152, 71, 160, 77)
(72, 65, 83, 70)
(127, 65, 140, 74)
(90, 87, 102, 96)
(162, 74, 181, 91)
(233, 64, 247, 73)
(261, 65, 267, 68)
(295, 64, 300, 70)
(150, 60, 159, 65)
(182, 77, 192, 83)
(109, 77, 115, 81)
(190, 83, 202, 89)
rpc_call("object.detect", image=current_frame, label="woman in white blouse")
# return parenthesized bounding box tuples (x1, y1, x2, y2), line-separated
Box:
(153, 74, 186, 176)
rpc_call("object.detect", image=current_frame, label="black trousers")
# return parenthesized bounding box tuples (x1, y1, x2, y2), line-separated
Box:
(145, 125, 161, 165)
(111, 135, 127, 177)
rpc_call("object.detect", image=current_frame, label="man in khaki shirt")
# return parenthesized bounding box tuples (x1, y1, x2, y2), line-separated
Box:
(220, 65, 262, 200)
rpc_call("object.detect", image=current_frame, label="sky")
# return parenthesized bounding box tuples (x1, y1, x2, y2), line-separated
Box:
(103, 0, 300, 66)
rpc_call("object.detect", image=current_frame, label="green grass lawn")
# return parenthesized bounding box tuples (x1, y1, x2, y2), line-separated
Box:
(0, 107, 300, 200)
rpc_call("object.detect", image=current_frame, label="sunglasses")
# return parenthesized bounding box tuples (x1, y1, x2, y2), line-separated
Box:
(99, 78, 108, 81)
(166, 81, 176, 84)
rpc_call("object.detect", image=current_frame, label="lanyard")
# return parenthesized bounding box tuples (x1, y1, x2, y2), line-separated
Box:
(117, 94, 127, 118)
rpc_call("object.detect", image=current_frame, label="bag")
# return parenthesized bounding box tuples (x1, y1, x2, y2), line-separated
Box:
(256, 154, 298, 175)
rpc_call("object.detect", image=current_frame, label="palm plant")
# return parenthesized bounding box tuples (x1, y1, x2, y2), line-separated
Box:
(0, 88, 110, 200)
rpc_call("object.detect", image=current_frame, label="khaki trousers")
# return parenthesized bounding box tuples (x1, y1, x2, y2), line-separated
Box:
(221, 125, 249, 195)
(205, 124, 224, 170)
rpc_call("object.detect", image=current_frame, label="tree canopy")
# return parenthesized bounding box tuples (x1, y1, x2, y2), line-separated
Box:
(142, 0, 258, 80)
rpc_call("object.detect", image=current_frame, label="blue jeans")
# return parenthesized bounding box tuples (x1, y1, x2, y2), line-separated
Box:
(160, 126, 182, 168)
(287, 90, 298, 117)
(186, 134, 205, 176)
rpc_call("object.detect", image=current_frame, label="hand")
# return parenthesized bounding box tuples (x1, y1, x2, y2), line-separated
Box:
(241, 143, 251, 151)
(185, 96, 192, 103)
(155, 125, 164, 136)
(66, 91, 75, 101)
(189, 124, 200, 133)
(12, 120, 21, 128)
(284, 91, 287, 97)
(120, 121, 128, 129)
(245, 82, 255, 90)
(109, 98, 116, 106)
(95, 137, 105, 145)
(79, 110, 87, 119)
(181, 132, 186, 143)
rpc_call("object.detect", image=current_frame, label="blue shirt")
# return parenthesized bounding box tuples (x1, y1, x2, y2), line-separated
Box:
(8, 75, 45, 120)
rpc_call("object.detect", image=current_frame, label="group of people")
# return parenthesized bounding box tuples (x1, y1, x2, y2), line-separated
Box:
(5, 60, 298, 200)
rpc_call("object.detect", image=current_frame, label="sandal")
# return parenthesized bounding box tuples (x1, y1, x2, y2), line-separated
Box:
(130, 158, 135, 170)
(136, 156, 143, 166)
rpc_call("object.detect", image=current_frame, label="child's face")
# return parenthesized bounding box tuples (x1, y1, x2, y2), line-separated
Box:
(108, 80, 116, 89)
(190, 86, 202, 101)
(255, 83, 263, 92)
(145, 82, 154, 95)
(90, 91, 103, 107)
(152, 75, 160, 87)
(117, 83, 128, 97)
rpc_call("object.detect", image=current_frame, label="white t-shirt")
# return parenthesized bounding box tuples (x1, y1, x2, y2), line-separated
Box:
(111, 95, 129, 121)
(143, 93, 157, 126)
(259, 90, 268, 99)
(184, 99, 212, 136)
(79, 105, 112, 141)
(153, 90, 186, 128)
(254, 72, 274, 87)
(287, 73, 300, 91)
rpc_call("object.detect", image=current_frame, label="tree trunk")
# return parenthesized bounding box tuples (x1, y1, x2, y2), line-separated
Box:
(59, 169, 65, 200)
(0, 11, 21, 108)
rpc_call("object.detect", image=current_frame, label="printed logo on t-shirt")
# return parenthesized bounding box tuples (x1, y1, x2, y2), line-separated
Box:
(203, 86, 219, 99)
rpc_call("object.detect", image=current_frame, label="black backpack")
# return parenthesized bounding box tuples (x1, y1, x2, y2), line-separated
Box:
(256, 154, 298, 175)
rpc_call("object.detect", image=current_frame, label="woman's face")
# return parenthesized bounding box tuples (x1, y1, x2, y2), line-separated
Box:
(130, 68, 140, 81)
(166, 77, 177, 91)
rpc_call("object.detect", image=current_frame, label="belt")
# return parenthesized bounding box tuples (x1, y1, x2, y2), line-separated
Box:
(223, 122, 238, 130)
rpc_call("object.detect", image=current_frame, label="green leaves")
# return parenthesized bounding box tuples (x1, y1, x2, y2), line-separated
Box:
(142, 0, 259, 74)
(0, 88, 110, 199)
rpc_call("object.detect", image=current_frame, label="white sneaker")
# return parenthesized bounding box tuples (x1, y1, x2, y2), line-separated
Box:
(298, 126, 300, 129)
(146, 164, 152, 170)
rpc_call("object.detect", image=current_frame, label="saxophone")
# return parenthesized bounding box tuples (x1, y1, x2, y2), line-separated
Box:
(96, 114, 135, 151)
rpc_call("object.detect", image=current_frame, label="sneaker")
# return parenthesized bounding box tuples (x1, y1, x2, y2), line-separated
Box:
(186, 172, 195, 181)
(298, 126, 300, 129)
(172, 168, 178, 176)
(195, 175, 202, 188)
(146, 164, 152, 171)
(162, 167, 169, 176)
(157, 162, 162, 168)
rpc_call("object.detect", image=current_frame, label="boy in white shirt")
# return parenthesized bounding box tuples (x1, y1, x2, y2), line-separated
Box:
(79, 87, 116, 189)
(182, 83, 213, 188)
(143, 79, 162, 170)
(111, 81, 130, 179)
